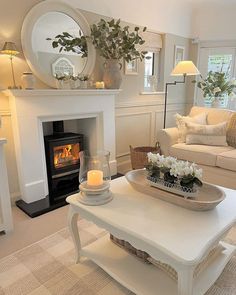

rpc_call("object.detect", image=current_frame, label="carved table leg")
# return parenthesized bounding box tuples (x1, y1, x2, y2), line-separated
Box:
(177, 266, 194, 295)
(68, 205, 81, 263)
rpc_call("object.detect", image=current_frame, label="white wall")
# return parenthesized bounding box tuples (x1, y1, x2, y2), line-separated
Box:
(64, 0, 193, 38)
(192, 2, 236, 41)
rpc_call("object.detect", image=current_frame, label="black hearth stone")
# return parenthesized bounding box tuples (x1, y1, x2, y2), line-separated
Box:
(16, 173, 124, 218)
(15, 194, 72, 218)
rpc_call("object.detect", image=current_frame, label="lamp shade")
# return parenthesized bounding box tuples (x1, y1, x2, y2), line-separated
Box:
(171, 60, 200, 76)
(1, 42, 19, 55)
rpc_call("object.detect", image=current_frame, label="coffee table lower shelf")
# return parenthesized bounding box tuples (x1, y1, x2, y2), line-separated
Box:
(81, 234, 235, 295)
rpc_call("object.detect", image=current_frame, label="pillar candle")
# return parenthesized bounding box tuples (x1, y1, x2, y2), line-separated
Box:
(87, 170, 103, 186)
(95, 81, 105, 89)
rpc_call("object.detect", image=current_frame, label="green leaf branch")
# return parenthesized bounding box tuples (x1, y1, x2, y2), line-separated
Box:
(47, 18, 147, 63)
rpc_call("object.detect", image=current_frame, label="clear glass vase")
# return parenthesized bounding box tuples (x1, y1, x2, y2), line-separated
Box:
(211, 95, 228, 108)
(79, 150, 111, 186)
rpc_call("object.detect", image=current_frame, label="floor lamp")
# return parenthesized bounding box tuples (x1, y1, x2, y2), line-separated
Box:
(163, 60, 200, 129)
(1, 42, 20, 89)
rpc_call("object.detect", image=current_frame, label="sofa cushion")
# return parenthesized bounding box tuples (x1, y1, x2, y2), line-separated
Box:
(175, 113, 207, 143)
(186, 135, 228, 146)
(185, 121, 227, 136)
(185, 121, 228, 146)
(170, 143, 234, 166)
(216, 150, 236, 172)
(189, 106, 234, 125)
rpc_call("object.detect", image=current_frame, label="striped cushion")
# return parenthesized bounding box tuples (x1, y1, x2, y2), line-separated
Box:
(227, 113, 236, 147)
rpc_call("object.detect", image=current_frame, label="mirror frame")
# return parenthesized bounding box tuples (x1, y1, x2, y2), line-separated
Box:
(21, 0, 96, 88)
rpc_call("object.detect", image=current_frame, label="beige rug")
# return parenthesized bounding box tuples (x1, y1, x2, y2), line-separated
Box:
(0, 219, 236, 295)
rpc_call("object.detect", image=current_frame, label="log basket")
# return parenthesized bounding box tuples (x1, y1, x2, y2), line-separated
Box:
(129, 143, 161, 170)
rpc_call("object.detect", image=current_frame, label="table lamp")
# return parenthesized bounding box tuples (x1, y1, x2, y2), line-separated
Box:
(163, 60, 200, 128)
(1, 42, 20, 89)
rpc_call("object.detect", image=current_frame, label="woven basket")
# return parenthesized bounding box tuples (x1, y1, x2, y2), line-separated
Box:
(110, 234, 151, 264)
(129, 143, 160, 170)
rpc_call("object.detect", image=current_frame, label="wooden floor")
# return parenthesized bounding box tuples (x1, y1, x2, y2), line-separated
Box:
(0, 204, 69, 259)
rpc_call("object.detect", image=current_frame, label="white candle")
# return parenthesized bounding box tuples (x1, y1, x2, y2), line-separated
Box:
(95, 81, 105, 89)
(87, 170, 103, 186)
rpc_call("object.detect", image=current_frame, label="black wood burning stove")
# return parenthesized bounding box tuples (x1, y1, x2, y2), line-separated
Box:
(44, 121, 84, 203)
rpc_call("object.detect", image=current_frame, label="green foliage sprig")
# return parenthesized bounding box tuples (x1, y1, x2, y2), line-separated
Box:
(78, 74, 89, 81)
(47, 18, 147, 62)
(194, 71, 236, 98)
(47, 30, 88, 58)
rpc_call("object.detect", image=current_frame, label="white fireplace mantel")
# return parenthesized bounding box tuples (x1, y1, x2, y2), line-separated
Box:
(4, 89, 120, 204)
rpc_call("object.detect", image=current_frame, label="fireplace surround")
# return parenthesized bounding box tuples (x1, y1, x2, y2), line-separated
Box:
(4, 89, 120, 217)
(44, 121, 84, 203)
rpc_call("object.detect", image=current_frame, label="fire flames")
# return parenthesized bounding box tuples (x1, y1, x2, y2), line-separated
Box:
(54, 143, 80, 168)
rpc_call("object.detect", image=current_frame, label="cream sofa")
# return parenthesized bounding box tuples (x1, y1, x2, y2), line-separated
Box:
(158, 106, 236, 189)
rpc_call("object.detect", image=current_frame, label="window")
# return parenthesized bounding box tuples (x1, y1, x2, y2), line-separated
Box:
(143, 51, 159, 92)
(140, 31, 162, 93)
(208, 54, 233, 77)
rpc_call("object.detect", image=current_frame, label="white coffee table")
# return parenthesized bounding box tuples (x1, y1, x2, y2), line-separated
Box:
(66, 176, 236, 295)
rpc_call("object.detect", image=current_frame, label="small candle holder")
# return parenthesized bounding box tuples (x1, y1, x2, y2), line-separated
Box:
(78, 150, 113, 205)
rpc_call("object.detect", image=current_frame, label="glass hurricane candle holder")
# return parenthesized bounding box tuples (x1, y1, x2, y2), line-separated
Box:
(78, 150, 112, 205)
(79, 150, 111, 186)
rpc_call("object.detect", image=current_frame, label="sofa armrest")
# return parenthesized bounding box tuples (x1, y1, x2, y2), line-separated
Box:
(157, 127, 179, 156)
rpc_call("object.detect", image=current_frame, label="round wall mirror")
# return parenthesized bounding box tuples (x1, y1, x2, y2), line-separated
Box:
(21, 1, 96, 88)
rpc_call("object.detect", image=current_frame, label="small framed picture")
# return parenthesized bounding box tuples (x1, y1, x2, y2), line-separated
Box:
(124, 59, 138, 75)
(174, 45, 185, 67)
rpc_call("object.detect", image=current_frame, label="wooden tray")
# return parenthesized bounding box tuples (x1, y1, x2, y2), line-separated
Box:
(125, 169, 225, 211)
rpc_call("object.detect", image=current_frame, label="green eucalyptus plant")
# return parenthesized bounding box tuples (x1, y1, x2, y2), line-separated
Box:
(89, 19, 147, 62)
(47, 18, 147, 62)
(194, 71, 236, 98)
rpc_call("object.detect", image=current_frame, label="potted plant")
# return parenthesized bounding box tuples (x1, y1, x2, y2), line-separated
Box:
(54, 73, 71, 89)
(194, 71, 236, 107)
(146, 153, 203, 196)
(78, 74, 89, 89)
(48, 18, 147, 89)
(90, 19, 146, 88)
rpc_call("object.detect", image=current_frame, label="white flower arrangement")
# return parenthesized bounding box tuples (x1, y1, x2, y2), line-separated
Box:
(146, 153, 203, 189)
